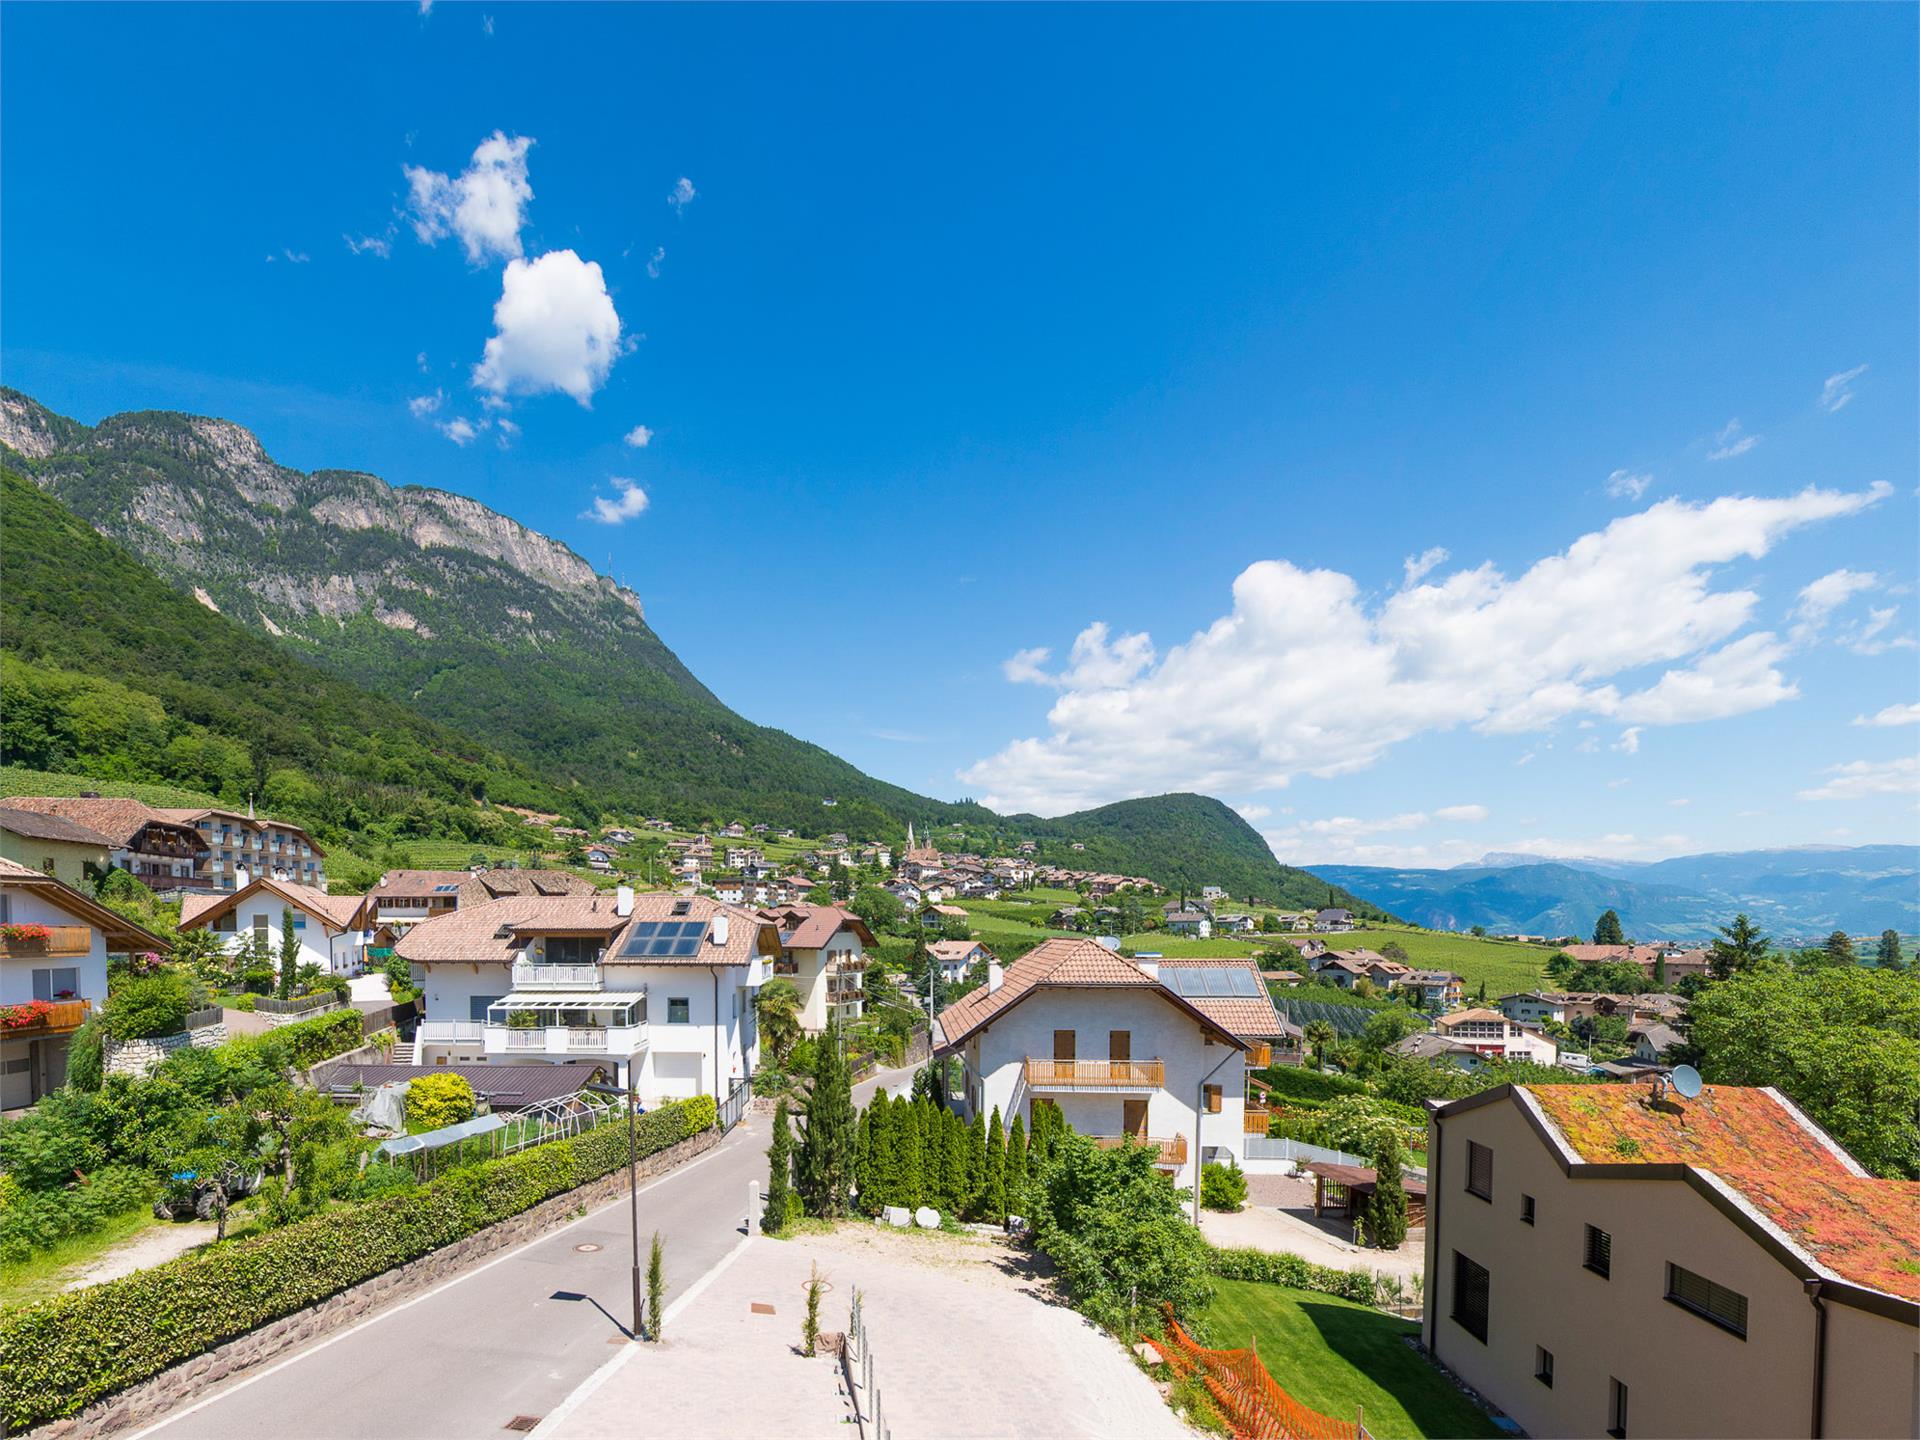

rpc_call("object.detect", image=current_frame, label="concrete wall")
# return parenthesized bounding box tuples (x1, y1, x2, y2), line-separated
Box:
(1423, 1093, 1919, 1439)
(103, 1023, 228, 1078)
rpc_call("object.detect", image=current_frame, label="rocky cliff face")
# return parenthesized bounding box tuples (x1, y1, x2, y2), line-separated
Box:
(1, 391, 651, 654)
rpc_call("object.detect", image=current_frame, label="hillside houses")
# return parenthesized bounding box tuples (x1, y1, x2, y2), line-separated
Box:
(1560, 941, 1712, 985)
(2, 795, 328, 894)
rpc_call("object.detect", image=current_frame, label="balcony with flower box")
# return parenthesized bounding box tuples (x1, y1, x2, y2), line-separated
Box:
(0, 997, 94, 1036)
(0, 924, 93, 959)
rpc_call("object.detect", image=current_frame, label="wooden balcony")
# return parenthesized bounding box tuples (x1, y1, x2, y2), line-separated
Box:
(1024, 1058, 1165, 1089)
(1248, 1043, 1272, 1068)
(1245, 1106, 1275, 1134)
(1092, 1133, 1188, 1166)
(1, 998, 93, 1034)
(0, 925, 94, 959)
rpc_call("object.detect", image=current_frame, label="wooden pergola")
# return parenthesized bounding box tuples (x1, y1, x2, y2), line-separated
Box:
(1303, 1161, 1428, 1228)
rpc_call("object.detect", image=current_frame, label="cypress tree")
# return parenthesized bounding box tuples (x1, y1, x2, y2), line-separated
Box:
(964, 1111, 988, 1219)
(1005, 1114, 1028, 1217)
(1365, 1133, 1409, 1249)
(796, 1015, 855, 1217)
(898, 1095, 926, 1210)
(853, 1102, 874, 1210)
(940, 1109, 969, 1216)
(278, 906, 299, 998)
(981, 1106, 1006, 1224)
(762, 1098, 793, 1235)
(863, 1093, 891, 1211)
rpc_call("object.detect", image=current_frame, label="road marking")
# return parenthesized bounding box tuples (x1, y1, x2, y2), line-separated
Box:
(124, 1134, 749, 1440)
(525, 1232, 756, 1439)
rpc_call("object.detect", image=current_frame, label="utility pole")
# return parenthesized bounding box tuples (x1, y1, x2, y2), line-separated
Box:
(586, 1079, 643, 1339)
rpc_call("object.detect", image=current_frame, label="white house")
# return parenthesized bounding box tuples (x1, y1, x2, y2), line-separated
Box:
(400, 889, 774, 1104)
(1164, 911, 1213, 938)
(1497, 991, 1568, 1027)
(1433, 1007, 1560, 1065)
(1, 857, 170, 1108)
(758, 903, 875, 1032)
(180, 877, 370, 977)
(928, 939, 991, 986)
(935, 940, 1287, 1192)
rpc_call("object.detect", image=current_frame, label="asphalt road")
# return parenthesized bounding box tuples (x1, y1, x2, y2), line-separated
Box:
(133, 1063, 919, 1440)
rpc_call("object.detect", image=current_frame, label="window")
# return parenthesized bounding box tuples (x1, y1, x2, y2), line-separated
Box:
(468, 994, 503, 1022)
(1204, 1083, 1223, 1113)
(40, 855, 55, 875)
(1667, 1264, 1748, 1338)
(1584, 1225, 1612, 1278)
(545, 936, 599, 965)
(1607, 1377, 1628, 1438)
(667, 997, 690, 1024)
(1053, 1029, 1076, 1062)
(1534, 1347, 1554, 1387)
(1521, 1194, 1536, 1225)
(253, 914, 269, 935)
(1450, 1252, 1490, 1342)
(215, 912, 237, 933)
(1466, 1140, 1493, 1201)
(31, 968, 80, 1001)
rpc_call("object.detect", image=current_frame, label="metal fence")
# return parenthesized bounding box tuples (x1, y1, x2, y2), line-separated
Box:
(718, 1077, 752, 1133)
(1244, 1134, 1429, 1181)
(843, 1287, 893, 1440)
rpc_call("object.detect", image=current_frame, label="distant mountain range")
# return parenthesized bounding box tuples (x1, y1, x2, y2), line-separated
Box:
(0, 388, 1378, 913)
(1309, 846, 1920, 941)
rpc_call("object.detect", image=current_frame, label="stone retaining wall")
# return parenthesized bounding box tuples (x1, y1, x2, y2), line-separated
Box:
(102, 1023, 227, 1078)
(30, 1125, 725, 1440)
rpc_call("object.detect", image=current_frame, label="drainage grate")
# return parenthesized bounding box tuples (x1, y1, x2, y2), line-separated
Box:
(574, 1243, 603, 1253)
(503, 1418, 542, 1433)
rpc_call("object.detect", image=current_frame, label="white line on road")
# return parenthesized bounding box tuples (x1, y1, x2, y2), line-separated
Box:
(525, 1232, 757, 1440)
(124, 1135, 747, 1440)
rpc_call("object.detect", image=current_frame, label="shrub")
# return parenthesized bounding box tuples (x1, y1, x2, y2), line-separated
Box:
(271, 1008, 365, 1069)
(406, 1073, 476, 1131)
(1199, 1160, 1248, 1212)
(241, 967, 276, 996)
(100, 972, 193, 1041)
(0, 1166, 154, 1264)
(1253, 1065, 1366, 1102)
(681, 1093, 717, 1132)
(0, 1099, 700, 1428)
(1208, 1245, 1384, 1306)
(64, 1016, 104, 1091)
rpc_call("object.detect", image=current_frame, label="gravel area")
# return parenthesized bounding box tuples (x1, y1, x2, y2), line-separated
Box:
(62, 1219, 218, 1291)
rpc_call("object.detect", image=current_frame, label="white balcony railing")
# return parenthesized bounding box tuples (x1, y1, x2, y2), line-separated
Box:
(483, 1022, 644, 1057)
(504, 1028, 548, 1050)
(417, 1020, 485, 1043)
(510, 961, 605, 990)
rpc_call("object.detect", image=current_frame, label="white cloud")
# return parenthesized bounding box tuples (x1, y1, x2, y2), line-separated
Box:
(1839, 606, 1916, 657)
(1234, 802, 1272, 822)
(1613, 727, 1642, 755)
(1798, 756, 1920, 802)
(646, 246, 665, 279)
(418, 0, 432, 14)
(1819, 364, 1868, 413)
(408, 390, 445, 418)
(1668, 797, 1691, 807)
(667, 177, 696, 213)
(1402, 547, 1449, 586)
(963, 483, 1889, 813)
(482, 13, 495, 35)
(439, 417, 479, 446)
(1605, 469, 1652, 501)
(1795, 568, 1878, 624)
(1001, 647, 1053, 685)
(1268, 824, 1690, 869)
(494, 417, 520, 448)
(623, 424, 654, 449)
(416, 351, 430, 373)
(1853, 702, 1920, 727)
(582, 478, 649, 525)
(1433, 804, 1490, 822)
(472, 249, 623, 406)
(345, 230, 393, 258)
(405, 132, 535, 264)
(1707, 419, 1759, 461)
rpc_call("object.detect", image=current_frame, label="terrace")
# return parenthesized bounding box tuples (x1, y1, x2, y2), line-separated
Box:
(1024, 1057, 1165, 1090)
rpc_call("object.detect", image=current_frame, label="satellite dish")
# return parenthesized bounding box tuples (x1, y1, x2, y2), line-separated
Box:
(1671, 1064, 1703, 1100)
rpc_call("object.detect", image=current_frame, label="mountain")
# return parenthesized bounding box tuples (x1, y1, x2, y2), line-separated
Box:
(1311, 845, 1920, 941)
(0, 388, 1372, 911)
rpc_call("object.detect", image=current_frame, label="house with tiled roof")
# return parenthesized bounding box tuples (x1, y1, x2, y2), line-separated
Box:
(1433, 1008, 1560, 1066)
(757, 903, 875, 1032)
(397, 888, 777, 1102)
(366, 868, 597, 933)
(928, 939, 992, 986)
(0, 795, 207, 891)
(1424, 1081, 1920, 1440)
(934, 938, 1292, 1191)
(0, 804, 114, 889)
(179, 876, 372, 978)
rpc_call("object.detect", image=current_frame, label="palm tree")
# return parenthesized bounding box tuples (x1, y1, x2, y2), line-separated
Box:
(756, 978, 802, 1065)
(1304, 1020, 1337, 1071)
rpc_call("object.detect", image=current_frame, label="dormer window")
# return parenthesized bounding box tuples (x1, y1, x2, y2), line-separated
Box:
(672, 900, 692, 916)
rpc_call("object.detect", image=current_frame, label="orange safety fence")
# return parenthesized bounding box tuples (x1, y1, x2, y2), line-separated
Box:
(1149, 1305, 1372, 1440)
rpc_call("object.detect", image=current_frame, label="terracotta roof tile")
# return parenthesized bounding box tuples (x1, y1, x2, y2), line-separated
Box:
(395, 892, 774, 968)
(1527, 1083, 1920, 1303)
(0, 795, 200, 848)
(0, 805, 116, 847)
(756, 903, 876, 951)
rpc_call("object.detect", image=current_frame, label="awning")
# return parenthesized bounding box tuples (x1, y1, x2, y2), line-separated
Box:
(374, 1113, 508, 1158)
(494, 991, 640, 1011)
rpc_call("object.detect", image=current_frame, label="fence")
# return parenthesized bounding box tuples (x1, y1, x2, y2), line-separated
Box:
(843, 1287, 893, 1440)
(718, 1077, 752, 1133)
(1154, 1304, 1373, 1440)
(1243, 1135, 1428, 1181)
(182, 1004, 225, 1031)
(252, 993, 343, 1017)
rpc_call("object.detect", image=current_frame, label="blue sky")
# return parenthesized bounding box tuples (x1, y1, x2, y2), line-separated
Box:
(4, 3, 1916, 866)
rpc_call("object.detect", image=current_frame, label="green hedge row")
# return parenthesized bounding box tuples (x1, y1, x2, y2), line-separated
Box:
(1, 1098, 706, 1430)
(275, 1008, 367, 1068)
(1208, 1245, 1396, 1306)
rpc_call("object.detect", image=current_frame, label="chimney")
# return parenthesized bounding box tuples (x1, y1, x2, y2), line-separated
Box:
(710, 912, 730, 947)
(235, 866, 250, 889)
(1135, 957, 1159, 980)
(615, 885, 634, 917)
(987, 959, 1005, 993)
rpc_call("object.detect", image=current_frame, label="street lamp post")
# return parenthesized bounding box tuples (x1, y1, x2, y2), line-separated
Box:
(585, 1078, 643, 1340)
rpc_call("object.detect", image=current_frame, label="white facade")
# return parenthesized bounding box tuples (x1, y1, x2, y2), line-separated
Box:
(412, 954, 760, 1104)
(202, 891, 363, 976)
(1498, 993, 1567, 1026)
(0, 884, 114, 1109)
(951, 985, 1247, 1190)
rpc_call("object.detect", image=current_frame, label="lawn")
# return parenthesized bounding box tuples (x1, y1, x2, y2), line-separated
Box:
(1337, 927, 1554, 997)
(1202, 1280, 1501, 1440)
(0, 764, 220, 810)
(0, 1205, 163, 1310)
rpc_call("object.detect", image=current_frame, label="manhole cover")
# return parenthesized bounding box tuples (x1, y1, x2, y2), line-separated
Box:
(503, 1418, 542, 1433)
(574, 1243, 603, 1253)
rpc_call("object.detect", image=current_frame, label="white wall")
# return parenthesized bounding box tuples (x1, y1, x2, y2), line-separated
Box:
(208, 893, 360, 976)
(959, 987, 1247, 1187)
(0, 886, 110, 1007)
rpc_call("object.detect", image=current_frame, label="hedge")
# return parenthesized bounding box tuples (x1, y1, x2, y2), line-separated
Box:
(273, 1008, 366, 1068)
(0, 1098, 703, 1429)
(1208, 1245, 1392, 1307)
(681, 1093, 717, 1133)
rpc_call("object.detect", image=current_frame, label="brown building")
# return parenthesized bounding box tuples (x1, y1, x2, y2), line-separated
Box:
(0, 796, 206, 890)
(1423, 1082, 1919, 1439)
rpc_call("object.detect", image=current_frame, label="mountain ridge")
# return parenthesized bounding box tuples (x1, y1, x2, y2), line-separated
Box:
(0, 387, 1375, 912)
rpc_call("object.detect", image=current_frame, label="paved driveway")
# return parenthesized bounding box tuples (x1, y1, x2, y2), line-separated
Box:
(133, 1064, 921, 1440)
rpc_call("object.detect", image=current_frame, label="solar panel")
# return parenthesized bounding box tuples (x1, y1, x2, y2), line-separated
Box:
(669, 936, 701, 956)
(619, 919, 709, 958)
(1204, 969, 1232, 997)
